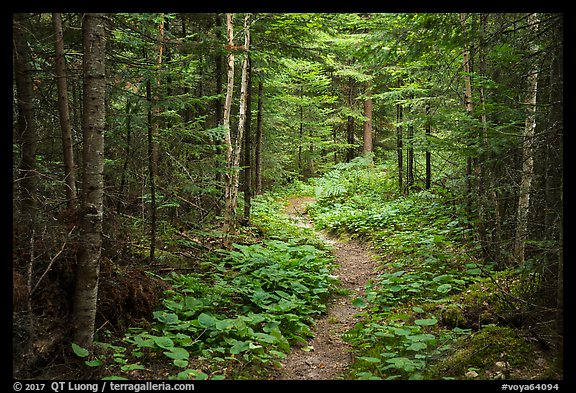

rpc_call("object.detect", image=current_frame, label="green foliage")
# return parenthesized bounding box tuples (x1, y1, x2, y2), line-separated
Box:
(306, 159, 504, 380)
(94, 192, 336, 379)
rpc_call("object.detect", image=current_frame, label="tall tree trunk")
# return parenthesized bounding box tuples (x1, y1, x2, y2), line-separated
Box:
(222, 13, 236, 234)
(147, 17, 164, 263)
(543, 15, 563, 369)
(362, 85, 373, 160)
(406, 103, 414, 193)
(223, 13, 251, 235)
(425, 102, 431, 189)
(53, 13, 77, 210)
(514, 13, 540, 265)
(254, 79, 263, 195)
(346, 77, 355, 162)
(118, 99, 133, 214)
(242, 56, 253, 222)
(72, 13, 106, 348)
(396, 79, 404, 194)
(13, 13, 38, 217)
(460, 13, 474, 213)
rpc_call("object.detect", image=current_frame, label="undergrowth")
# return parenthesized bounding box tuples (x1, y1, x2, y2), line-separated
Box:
(307, 157, 549, 380)
(78, 188, 336, 380)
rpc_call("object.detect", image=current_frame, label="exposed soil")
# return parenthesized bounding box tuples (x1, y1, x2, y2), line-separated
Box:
(274, 196, 379, 380)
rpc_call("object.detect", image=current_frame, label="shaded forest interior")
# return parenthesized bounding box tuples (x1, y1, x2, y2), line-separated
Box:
(13, 13, 562, 381)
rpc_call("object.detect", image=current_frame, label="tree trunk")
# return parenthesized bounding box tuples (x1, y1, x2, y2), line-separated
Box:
(362, 86, 373, 160)
(53, 13, 78, 210)
(13, 13, 38, 217)
(514, 13, 540, 265)
(254, 79, 264, 195)
(460, 13, 474, 213)
(346, 77, 355, 162)
(223, 13, 251, 235)
(147, 17, 164, 263)
(72, 13, 106, 348)
(242, 56, 253, 222)
(396, 79, 404, 194)
(406, 103, 414, 193)
(425, 102, 431, 189)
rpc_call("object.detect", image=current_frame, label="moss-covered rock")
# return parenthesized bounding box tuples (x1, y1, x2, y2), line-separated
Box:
(428, 325, 537, 379)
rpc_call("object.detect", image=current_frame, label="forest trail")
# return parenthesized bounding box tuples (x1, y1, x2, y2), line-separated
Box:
(274, 196, 379, 380)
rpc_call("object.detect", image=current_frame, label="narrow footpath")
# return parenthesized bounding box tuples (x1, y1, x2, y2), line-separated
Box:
(274, 197, 379, 380)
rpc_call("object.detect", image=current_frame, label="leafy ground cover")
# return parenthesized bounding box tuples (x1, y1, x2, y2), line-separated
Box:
(74, 191, 337, 380)
(307, 158, 558, 380)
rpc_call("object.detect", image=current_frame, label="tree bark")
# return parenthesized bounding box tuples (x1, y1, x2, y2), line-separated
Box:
(396, 79, 404, 194)
(254, 79, 264, 195)
(147, 16, 164, 263)
(514, 13, 540, 265)
(425, 102, 431, 189)
(223, 13, 251, 234)
(53, 13, 78, 210)
(362, 85, 373, 160)
(13, 13, 38, 216)
(460, 13, 474, 213)
(72, 13, 106, 348)
(242, 56, 253, 222)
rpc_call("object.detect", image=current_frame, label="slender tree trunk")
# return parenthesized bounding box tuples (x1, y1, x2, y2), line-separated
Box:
(223, 13, 251, 234)
(298, 88, 304, 173)
(460, 13, 474, 213)
(544, 15, 563, 369)
(425, 102, 431, 189)
(222, 13, 236, 234)
(242, 56, 253, 222)
(213, 13, 224, 214)
(118, 99, 132, 214)
(53, 13, 78, 210)
(72, 13, 106, 348)
(396, 79, 404, 194)
(406, 103, 414, 193)
(254, 79, 263, 195)
(362, 85, 373, 160)
(13, 13, 38, 217)
(514, 13, 540, 265)
(346, 77, 355, 162)
(147, 17, 164, 263)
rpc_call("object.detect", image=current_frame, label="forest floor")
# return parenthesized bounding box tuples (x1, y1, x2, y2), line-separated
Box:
(273, 196, 379, 380)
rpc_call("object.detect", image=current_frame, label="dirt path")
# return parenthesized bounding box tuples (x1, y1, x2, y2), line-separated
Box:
(274, 196, 379, 380)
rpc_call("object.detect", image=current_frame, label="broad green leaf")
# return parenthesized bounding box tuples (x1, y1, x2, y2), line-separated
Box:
(164, 347, 190, 360)
(414, 317, 438, 326)
(407, 342, 427, 351)
(153, 336, 174, 349)
(154, 311, 179, 324)
(71, 343, 89, 358)
(437, 283, 452, 293)
(120, 364, 145, 371)
(197, 312, 217, 329)
(229, 340, 250, 354)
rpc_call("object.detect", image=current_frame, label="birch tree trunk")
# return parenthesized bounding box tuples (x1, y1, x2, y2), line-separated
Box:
(223, 13, 251, 235)
(514, 13, 540, 265)
(460, 13, 474, 212)
(72, 13, 106, 348)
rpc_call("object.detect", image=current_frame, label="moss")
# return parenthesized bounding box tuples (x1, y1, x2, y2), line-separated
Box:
(428, 325, 536, 379)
